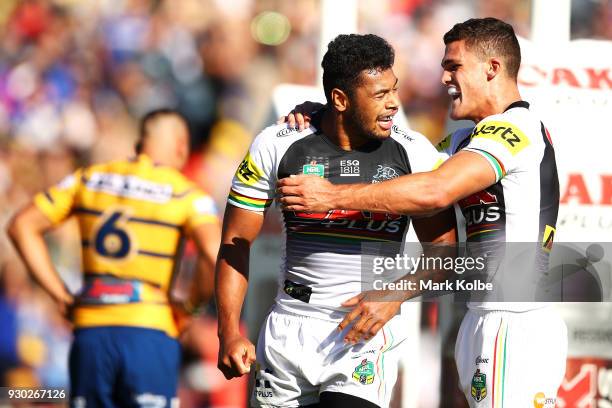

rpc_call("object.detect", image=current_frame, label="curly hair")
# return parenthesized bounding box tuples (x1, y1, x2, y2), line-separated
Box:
(443, 17, 521, 79)
(321, 34, 395, 103)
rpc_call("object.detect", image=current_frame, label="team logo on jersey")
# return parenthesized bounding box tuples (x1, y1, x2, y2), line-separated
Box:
(471, 120, 530, 155)
(542, 225, 556, 253)
(302, 161, 325, 177)
(352, 359, 375, 385)
(471, 369, 487, 402)
(392, 125, 413, 141)
(236, 152, 264, 186)
(372, 165, 399, 183)
(533, 392, 556, 408)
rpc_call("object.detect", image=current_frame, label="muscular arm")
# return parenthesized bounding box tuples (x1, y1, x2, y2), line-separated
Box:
(216, 204, 265, 378)
(400, 208, 461, 301)
(412, 207, 457, 244)
(7, 204, 73, 310)
(279, 151, 496, 216)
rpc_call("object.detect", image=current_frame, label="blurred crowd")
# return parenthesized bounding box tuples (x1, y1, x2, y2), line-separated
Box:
(0, 0, 610, 405)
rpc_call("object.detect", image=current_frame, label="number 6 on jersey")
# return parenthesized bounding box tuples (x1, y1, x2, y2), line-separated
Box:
(92, 209, 135, 260)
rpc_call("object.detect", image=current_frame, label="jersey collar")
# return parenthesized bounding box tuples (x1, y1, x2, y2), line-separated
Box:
(504, 100, 530, 112)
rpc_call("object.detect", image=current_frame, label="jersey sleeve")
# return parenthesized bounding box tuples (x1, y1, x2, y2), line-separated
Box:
(463, 118, 531, 182)
(402, 131, 446, 173)
(184, 190, 219, 232)
(33, 169, 82, 225)
(227, 130, 276, 212)
(436, 133, 453, 156)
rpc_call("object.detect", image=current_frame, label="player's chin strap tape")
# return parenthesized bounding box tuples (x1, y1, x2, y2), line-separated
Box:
(76, 274, 168, 306)
(283, 279, 312, 303)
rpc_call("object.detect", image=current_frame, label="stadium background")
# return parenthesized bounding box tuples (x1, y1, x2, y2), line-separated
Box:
(0, 0, 611, 407)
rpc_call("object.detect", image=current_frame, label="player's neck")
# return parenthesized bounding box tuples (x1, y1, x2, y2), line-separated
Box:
(141, 150, 181, 170)
(473, 84, 522, 123)
(321, 109, 369, 151)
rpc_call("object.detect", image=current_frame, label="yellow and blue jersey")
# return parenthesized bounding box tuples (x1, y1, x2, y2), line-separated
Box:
(34, 154, 218, 337)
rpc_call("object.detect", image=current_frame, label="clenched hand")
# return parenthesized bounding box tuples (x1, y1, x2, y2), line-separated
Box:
(218, 334, 256, 379)
(277, 175, 338, 213)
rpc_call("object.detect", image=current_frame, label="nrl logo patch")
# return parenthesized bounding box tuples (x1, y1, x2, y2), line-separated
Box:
(372, 165, 399, 183)
(471, 369, 487, 402)
(302, 161, 325, 178)
(352, 359, 375, 385)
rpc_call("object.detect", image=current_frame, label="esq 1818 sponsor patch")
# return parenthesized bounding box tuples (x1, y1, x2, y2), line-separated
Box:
(471, 120, 530, 155)
(236, 152, 264, 186)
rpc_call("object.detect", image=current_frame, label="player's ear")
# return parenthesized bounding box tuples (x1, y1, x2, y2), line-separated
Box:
(487, 57, 501, 81)
(330, 88, 349, 112)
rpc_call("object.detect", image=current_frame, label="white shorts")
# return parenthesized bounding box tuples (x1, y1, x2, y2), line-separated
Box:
(251, 306, 408, 408)
(455, 307, 567, 408)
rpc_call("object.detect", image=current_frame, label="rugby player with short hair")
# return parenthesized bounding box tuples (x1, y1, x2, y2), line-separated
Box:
(7, 109, 221, 407)
(279, 18, 567, 408)
(216, 34, 455, 408)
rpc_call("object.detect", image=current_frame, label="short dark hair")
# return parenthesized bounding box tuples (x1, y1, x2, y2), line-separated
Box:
(136, 108, 186, 153)
(443, 17, 521, 79)
(321, 34, 395, 103)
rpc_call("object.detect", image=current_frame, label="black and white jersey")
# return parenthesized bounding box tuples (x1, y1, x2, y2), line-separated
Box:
(229, 112, 444, 320)
(438, 101, 560, 311)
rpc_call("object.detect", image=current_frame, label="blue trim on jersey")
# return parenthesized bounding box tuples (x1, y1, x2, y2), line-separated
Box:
(81, 240, 174, 259)
(74, 207, 181, 230)
(137, 250, 174, 259)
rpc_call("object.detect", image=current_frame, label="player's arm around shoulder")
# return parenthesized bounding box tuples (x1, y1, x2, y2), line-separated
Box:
(403, 124, 499, 209)
(278, 125, 493, 215)
(395, 124, 501, 211)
